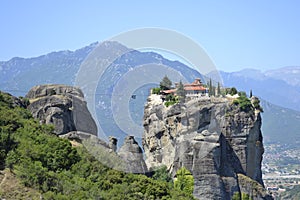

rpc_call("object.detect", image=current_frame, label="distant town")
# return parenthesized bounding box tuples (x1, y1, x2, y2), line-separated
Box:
(263, 142, 300, 198)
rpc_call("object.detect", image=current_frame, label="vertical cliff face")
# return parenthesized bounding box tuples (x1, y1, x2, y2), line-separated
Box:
(143, 95, 272, 200)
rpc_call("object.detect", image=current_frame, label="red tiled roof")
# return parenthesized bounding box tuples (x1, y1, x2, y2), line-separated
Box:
(161, 89, 176, 94)
(184, 86, 207, 91)
(160, 79, 207, 94)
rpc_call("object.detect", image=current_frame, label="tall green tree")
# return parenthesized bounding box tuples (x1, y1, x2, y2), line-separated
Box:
(217, 82, 221, 96)
(208, 79, 212, 96)
(160, 75, 172, 90)
(174, 167, 194, 195)
(176, 81, 186, 102)
(152, 165, 172, 182)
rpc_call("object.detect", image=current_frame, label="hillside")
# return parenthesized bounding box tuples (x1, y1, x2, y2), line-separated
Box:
(0, 91, 193, 199)
(261, 99, 300, 144)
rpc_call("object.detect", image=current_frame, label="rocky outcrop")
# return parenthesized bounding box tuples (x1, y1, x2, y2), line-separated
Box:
(143, 95, 272, 200)
(61, 131, 128, 171)
(109, 136, 118, 152)
(118, 136, 148, 174)
(26, 84, 97, 136)
(62, 132, 147, 174)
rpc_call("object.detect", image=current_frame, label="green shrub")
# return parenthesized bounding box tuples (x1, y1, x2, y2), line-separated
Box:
(152, 87, 161, 94)
(252, 98, 263, 112)
(241, 193, 251, 200)
(166, 94, 175, 102)
(232, 192, 241, 200)
(233, 95, 253, 112)
(165, 101, 177, 107)
(238, 91, 247, 97)
(152, 165, 172, 182)
(226, 87, 238, 96)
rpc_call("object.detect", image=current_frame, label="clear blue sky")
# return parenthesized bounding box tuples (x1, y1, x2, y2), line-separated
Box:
(1, 1, 300, 72)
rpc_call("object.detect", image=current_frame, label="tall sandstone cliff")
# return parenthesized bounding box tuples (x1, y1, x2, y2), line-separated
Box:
(143, 95, 272, 200)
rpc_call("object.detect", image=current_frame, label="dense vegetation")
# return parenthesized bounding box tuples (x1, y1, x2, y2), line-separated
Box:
(0, 91, 195, 199)
(174, 167, 194, 195)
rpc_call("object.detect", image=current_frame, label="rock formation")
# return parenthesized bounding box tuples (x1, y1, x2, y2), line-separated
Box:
(26, 84, 147, 174)
(26, 84, 97, 136)
(109, 136, 118, 152)
(143, 95, 272, 200)
(118, 135, 148, 174)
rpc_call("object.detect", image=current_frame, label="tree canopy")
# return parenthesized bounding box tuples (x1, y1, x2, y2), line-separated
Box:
(174, 167, 194, 196)
(160, 75, 172, 90)
(176, 81, 186, 102)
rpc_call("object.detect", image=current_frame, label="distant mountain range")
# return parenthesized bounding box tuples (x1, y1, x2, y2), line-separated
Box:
(0, 42, 97, 95)
(0, 42, 299, 145)
(211, 67, 300, 145)
(216, 67, 300, 112)
(260, 99, 300, 144)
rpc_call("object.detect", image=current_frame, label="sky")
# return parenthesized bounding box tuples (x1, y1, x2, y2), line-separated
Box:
(1, 1, 300, 72)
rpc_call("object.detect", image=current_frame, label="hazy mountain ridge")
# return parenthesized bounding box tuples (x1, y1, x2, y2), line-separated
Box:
(0, 42, 299, 146)
(261, 99, 300, 144)
(0, 42, 98, 96)
(265, 66, 300, 87)
(218, 68, 300, 112)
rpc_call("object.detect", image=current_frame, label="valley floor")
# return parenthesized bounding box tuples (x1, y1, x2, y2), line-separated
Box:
(263, 143, 300, 198)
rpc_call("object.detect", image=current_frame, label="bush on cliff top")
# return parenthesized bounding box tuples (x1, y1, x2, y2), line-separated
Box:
(233, 94, 253, 112)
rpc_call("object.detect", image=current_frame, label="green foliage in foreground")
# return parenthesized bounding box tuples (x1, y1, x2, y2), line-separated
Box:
(0, 91, 195, 200)
(174, 167, 194, 196)
(152, 165, 173, 183)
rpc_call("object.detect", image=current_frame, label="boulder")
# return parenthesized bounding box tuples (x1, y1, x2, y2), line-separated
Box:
(26, 84, 97, 136)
